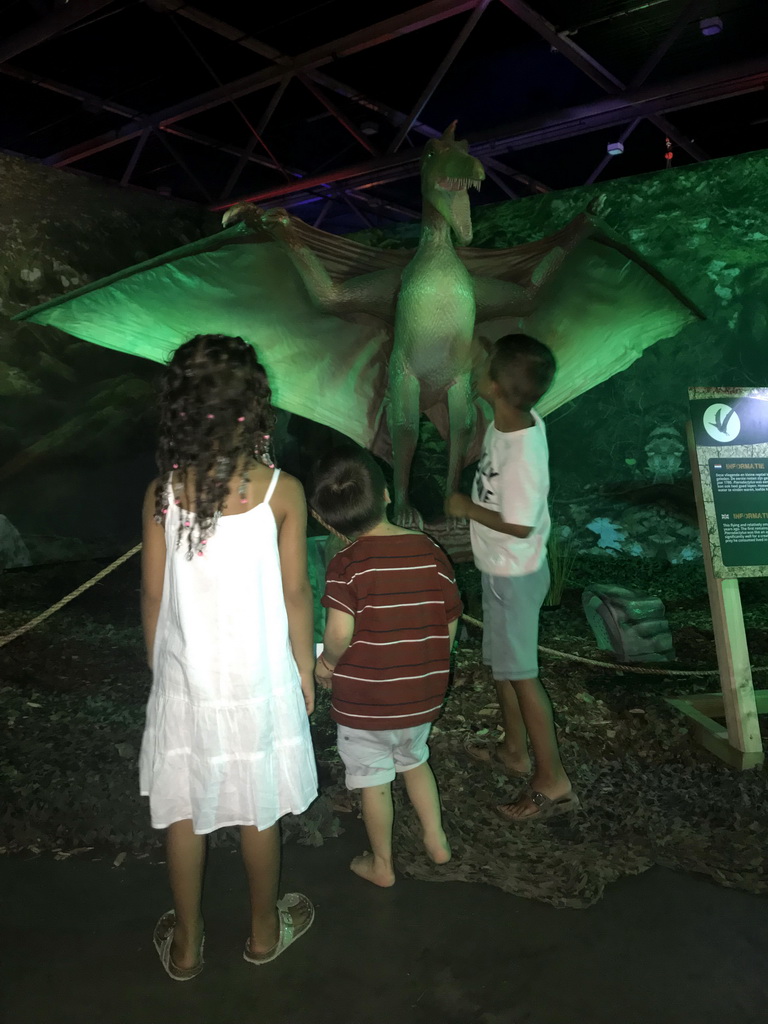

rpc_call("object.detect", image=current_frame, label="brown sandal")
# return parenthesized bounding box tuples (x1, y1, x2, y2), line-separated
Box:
(153, 910, 204, 981)
(497, 789, 580, 823)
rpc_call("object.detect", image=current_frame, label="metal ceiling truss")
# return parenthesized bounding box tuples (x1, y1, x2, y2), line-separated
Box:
(497, 0, 709, 162)
(214, 55, 768, 209)
(0, 0, 116, 63)
(159, 0, 550, 196)
(583, 0, 706, 184)
(6, 0, 546, 214)
(2, 0, 766, 216)
(42, 0, 481, 167)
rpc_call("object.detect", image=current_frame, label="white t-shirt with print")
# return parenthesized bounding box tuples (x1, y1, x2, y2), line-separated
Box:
(470, 411, 550, 577)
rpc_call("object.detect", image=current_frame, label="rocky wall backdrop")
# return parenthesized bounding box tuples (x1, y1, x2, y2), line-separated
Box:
(2, 147, 768, 568)
(0, 153, 216, 567)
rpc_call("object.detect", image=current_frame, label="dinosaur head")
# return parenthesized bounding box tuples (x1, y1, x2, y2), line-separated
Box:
(420, 122, 485, 244)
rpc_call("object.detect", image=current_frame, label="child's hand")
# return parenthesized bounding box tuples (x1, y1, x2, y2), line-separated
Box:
(444, 492, 472, 519)
(300, 672, 315, 716)
(314, 654, 334, 690)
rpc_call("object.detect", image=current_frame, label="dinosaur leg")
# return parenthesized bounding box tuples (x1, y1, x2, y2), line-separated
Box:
(446, 377, 476, 516)
(388, 367, 422, 529)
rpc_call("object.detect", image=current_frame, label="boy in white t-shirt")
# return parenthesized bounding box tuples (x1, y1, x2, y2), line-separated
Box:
(445, 334, 578, 822)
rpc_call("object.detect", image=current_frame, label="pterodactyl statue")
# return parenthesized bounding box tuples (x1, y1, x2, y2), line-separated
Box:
(15, 124, 703, 518)
(223, 122, 701, 525)
(223, 122, 566, 525)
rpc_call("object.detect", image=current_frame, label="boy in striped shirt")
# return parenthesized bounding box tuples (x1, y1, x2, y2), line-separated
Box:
(311, 448, 462, 888)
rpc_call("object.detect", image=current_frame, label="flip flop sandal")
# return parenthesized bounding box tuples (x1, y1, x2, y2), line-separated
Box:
(243, 893, 315, 966)
(463, 738, 530, 779)
(496, 789, 580, 824)
(153, 910, 205, 981)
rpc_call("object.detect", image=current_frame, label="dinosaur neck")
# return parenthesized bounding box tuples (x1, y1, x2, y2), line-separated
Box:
(418, 200, 453, 250)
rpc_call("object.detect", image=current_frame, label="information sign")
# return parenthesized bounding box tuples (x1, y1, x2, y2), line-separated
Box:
(688, 387, 768, 579)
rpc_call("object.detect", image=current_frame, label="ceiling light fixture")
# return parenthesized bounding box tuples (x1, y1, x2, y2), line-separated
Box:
(606, 141, 625, 156)
(700, 16, 723, 36)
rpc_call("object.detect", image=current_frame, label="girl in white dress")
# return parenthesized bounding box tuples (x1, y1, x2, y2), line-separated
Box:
(140, 334, 318, 980)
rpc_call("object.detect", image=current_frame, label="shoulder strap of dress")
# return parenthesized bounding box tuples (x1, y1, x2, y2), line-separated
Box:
(264, 468, 281, 505)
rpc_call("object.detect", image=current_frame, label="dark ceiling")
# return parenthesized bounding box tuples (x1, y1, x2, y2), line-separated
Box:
(2, 0, 767, 233)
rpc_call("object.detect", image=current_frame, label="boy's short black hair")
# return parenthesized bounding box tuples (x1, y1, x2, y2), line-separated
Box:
(489, 334, 556, 410)
(310, 446, 388, 538)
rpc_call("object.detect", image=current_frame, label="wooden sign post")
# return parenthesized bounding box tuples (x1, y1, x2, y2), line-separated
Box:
(667, 388, 767, 769)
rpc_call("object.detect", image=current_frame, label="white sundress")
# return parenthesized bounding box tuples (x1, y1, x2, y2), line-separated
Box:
(139, 468, 318, 834)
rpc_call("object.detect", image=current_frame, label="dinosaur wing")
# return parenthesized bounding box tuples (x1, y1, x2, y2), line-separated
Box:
(459, 212, 705, 417)
(14, 222, 411, 449)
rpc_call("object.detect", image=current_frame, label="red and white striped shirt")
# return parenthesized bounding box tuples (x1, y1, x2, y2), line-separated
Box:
(321, 533, 463, 731)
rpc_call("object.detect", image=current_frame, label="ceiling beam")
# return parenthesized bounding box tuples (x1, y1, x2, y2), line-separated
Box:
(389, 0, 491, 153)
(1, 59, 415, 217)
(0, 62, 298, 177)
(298, 75, 379, 156)
(219, 76, 293, 201)
(212, 55, 768, 209)
(497, 0, 709, 162)
(0, 0, 116, 63)
(150, 1, 551, 193)
(44, 0, 479, 167)
(584, 0, 705, 183)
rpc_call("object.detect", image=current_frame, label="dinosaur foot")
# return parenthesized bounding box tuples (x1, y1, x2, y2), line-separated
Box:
(422, 517, 472, 562)
(222, 204, 292, 234)
(393, 506, 424, 531)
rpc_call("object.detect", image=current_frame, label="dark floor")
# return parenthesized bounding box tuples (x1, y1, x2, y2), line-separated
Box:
(2, 818, 767, 1024)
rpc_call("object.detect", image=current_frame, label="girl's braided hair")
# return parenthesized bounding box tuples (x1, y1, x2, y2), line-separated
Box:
(154, 334, 275, 558)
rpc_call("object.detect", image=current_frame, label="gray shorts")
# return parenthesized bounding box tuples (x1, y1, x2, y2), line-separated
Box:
(336, 723, 432, 790)
(481, 561, 550, 681)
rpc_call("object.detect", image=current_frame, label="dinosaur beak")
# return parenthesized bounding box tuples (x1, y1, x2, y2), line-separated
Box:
(430, 155, 485, 245)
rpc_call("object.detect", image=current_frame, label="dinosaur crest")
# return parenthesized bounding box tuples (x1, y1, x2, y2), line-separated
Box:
(420, 122, 485, 245)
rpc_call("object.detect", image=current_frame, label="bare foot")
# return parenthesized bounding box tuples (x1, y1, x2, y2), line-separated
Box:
(424, 830, 452, 865)
(350, 852, 395, 888)
(248, 897, 313, 956)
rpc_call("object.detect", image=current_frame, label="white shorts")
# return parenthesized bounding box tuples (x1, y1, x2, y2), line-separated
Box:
(336, 722, 432, 790)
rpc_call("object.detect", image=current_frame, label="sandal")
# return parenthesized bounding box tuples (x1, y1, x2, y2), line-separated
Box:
(464, 738, 530, 779)
(497, 789, 580, 824)
(153, 910, 204, 982)
(243, 893, 314, 965)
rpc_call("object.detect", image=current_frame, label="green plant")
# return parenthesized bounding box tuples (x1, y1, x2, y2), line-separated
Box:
(545, 526, 578, 608)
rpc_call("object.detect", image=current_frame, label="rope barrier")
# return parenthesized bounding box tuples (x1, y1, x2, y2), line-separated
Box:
(0, 544, 142, 649)
(1, 543, 764, 683)
(460, 613, 767, 677)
